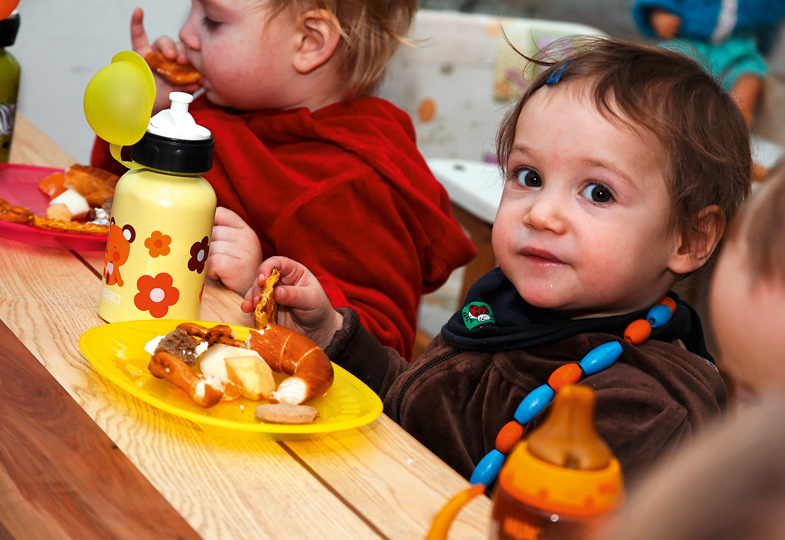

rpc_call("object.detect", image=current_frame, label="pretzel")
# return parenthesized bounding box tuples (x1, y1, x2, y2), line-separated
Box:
(177, 322, 247, 348)
(145, 51, 201, 85)
(174, 321, 334, 406)
(0, 198, 33, 224)
(1, 163, 116, 237)
(31, 216, 109, 235)
(248, 324, 334, 405)
(253, 268, 280, 329)
(1, 197, 109, 234)
(149, 351, 224, 408)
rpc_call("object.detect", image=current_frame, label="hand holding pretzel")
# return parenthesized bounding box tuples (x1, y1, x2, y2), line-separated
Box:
(242, 256, 344, 351)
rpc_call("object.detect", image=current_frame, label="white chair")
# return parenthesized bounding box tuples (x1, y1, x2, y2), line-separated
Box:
(378, 11, 607, 348)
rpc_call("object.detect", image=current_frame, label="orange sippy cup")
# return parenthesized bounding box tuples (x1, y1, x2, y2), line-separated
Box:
(427, 385, 624, 540)
(490, 384, 624, 539)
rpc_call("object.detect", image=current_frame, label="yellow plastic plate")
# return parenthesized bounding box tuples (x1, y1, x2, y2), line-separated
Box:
(79, 320, 383, 439)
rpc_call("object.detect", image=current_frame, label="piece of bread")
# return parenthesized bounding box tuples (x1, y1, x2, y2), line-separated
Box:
(154, 328, 203, 365)
(253, 268, 280, 330)
(254, 403, 320, 424)
(145, 51, 201, 85)
(63, 164, 119, 208)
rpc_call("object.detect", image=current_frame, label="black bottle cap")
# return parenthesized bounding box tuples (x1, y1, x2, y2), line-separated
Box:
(130, 131, 214, 174)
(0, 13, 19, 48)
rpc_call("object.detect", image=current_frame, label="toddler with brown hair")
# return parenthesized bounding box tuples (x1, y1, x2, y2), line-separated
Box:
(91, 1, 476, 360)
(244, 36, 753, 483)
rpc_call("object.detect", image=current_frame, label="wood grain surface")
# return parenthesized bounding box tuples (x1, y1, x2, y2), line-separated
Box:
(0, 116, 493, 540)
(10, 115, 76, 168)
(0, 320, 201, 540)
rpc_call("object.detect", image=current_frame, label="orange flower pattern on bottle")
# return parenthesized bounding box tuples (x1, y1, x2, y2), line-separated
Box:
(144, 230, 172, 258)
(188, 236, 209, 273)
(134, 273, 180, 318)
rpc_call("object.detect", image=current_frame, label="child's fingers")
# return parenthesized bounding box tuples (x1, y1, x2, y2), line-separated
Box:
(240, 289, 256, 313)
(209, 224, 237, 244)
(174, 42, 192, 65)
(258, 256, 302, 286)
(214, 206, 249, 229)
(150, 36, 180, 60)
(129, 7, 152, 54)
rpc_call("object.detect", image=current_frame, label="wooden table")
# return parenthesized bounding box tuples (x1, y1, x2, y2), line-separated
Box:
(0, 116, 491, 539)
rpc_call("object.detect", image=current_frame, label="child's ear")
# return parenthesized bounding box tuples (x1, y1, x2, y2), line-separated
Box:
(669, 205, 725, 275)
(293, 9, 341, 75)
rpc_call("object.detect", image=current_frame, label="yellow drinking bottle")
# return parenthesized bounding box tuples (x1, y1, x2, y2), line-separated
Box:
(84, 52, 216, 322)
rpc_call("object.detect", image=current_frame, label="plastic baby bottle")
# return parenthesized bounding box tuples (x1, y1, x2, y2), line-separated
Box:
(490, 384, 624, 540)
(0, 11, 20, 163)
(97, 92, 215, 323)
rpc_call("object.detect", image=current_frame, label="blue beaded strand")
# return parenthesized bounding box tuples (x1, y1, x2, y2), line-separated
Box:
(468, 299, 675, 488)
(513, 385, 554, 425)
(470, 449, 506, 486)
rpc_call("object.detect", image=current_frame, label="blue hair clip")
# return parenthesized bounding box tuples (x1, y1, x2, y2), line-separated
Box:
(546, 60, 574, 85)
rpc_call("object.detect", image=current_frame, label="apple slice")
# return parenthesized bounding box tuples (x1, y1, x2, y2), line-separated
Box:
(199, 343, 256, 381)
(49, 188, 90, 220)
(225, 355, 275, 401)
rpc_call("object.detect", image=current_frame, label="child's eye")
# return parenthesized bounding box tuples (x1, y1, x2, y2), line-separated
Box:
(581, 183, 614, 203)
(202, 16, 221, 30)
(513, 168, 543, 188)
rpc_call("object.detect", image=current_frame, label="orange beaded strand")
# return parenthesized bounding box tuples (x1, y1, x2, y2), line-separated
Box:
(469, 297, 677, 488)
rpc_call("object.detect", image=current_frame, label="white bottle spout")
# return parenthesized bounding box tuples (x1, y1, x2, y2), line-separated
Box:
(169, 92, 193, 114)
(146, 91, 211, 141)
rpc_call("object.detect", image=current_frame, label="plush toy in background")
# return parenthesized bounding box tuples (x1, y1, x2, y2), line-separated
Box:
(632, 0, 785, 125)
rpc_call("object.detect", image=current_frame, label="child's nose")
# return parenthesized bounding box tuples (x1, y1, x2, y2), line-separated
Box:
(179, 15, 200, 51)
(523, 191, 567, 233)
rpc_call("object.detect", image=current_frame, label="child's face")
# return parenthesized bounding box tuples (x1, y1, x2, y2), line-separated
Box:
(710, 236, 785, 403)
(492, 84, 683, 318)
(179, 0, 301, 110)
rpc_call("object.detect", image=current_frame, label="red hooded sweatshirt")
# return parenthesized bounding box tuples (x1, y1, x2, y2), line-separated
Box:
(92, 96, 476, 359)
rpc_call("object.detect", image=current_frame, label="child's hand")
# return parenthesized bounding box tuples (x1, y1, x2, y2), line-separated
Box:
(130, 7, 200, 114)
(650, 9, 681, 39)
(242, 256, 343, 350)
(206, 207, 263, 296)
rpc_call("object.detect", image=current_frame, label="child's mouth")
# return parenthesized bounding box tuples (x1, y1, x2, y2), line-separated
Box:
(520, 246, 564, 265)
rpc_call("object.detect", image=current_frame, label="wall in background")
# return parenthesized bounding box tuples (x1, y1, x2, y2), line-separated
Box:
(421, 0, 785, 70)
(9, 0, 785, 163)
(12, 1, 186, 163)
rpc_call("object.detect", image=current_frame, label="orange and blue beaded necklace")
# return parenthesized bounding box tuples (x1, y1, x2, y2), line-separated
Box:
(468, 296, 677, 487)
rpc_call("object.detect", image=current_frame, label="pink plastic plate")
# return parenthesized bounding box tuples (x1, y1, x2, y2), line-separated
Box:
(0, 163, 108, 251)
